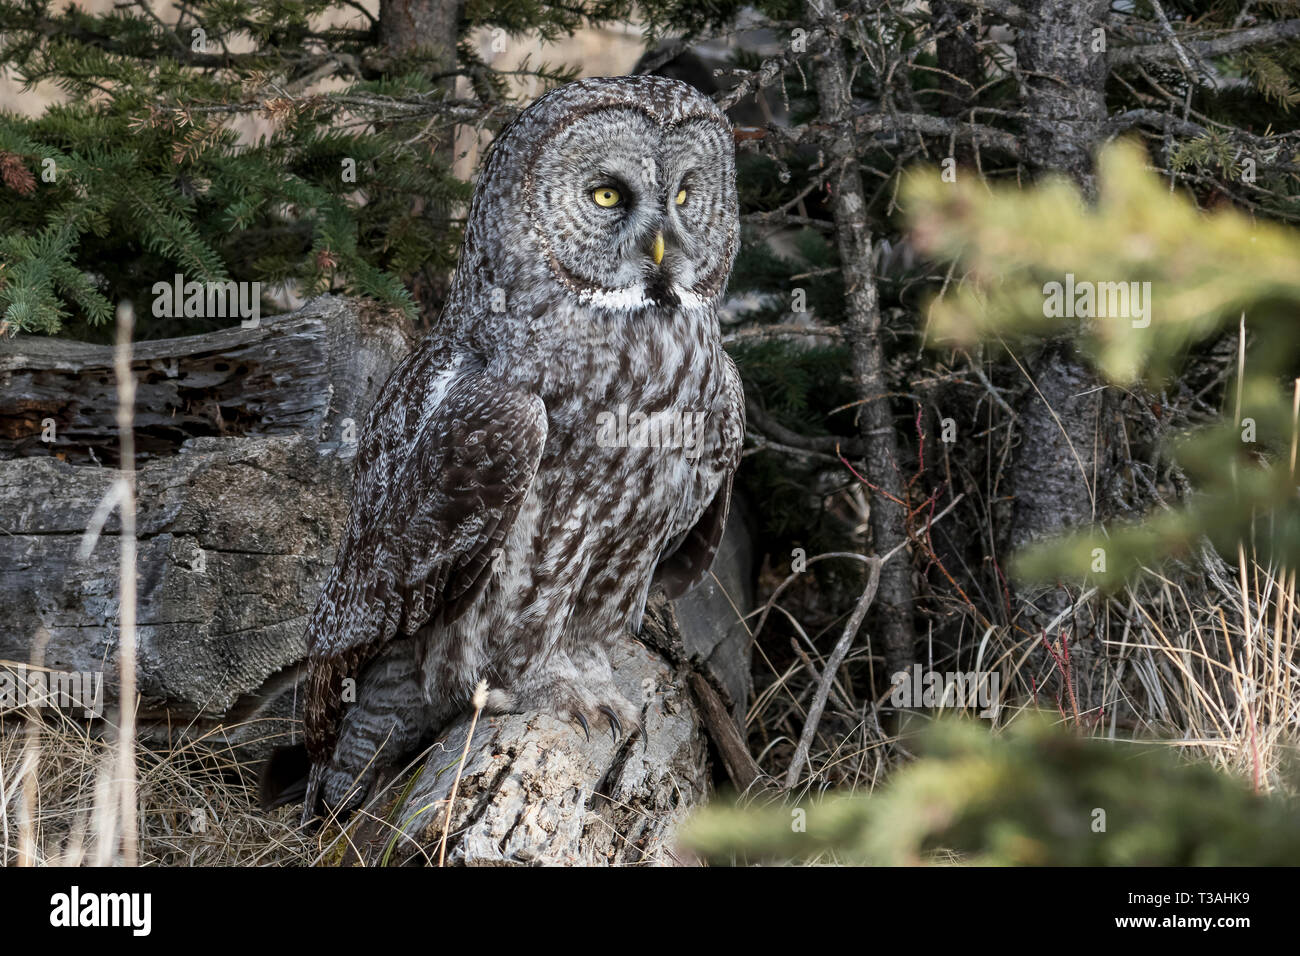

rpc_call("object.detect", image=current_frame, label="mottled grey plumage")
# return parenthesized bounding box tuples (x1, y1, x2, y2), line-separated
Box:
(294, 76, 744, 822)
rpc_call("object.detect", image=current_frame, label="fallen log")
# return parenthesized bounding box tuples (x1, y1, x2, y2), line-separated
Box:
(0, 296, 416, 756)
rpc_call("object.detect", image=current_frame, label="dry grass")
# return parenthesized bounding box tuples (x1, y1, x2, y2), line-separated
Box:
(0, 710, 312, 866)
(1103, 543, 1298, 790)
(740, 537, 1300, 806)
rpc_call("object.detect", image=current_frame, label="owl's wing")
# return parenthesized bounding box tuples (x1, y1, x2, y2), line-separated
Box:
(653, 475, 734, 599)
(303, 373, 547, 762)
(653, 352, 746, 598)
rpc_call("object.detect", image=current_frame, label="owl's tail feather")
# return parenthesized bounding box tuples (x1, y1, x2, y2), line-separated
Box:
(258, 743, 312, 813)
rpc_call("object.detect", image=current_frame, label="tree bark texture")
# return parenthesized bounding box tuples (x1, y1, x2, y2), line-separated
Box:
(353, 592, 740, 866)
(1008, 0, 1115, 698)
(809, 1, 916, 676)
(378, 0, 465, 323)
(0, 296, 416, 754)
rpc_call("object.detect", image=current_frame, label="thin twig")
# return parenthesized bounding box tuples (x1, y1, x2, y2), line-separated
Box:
(784, 557, 882, 788)
(437, 679, 487, 867)
(112, 301, 139, 868)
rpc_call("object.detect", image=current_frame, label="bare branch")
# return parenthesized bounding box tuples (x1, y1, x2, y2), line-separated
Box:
(1111, 18, 1300, 67)
(784, 557, 880, 788)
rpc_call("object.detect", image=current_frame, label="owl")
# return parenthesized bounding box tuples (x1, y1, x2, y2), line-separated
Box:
(263, 76, 744, 823)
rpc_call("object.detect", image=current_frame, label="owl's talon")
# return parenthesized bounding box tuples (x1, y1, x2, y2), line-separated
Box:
(575, 711, 591, 742)
(598, 705, 622, 742)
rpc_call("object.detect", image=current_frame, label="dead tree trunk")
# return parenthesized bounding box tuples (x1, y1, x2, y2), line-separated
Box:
(0, 295, 756, 864)
(807, 0, 916, 676)
(0, 296, 417, 754)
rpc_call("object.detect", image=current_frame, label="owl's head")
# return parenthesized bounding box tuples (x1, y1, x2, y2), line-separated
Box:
(464, 76, 739, 318)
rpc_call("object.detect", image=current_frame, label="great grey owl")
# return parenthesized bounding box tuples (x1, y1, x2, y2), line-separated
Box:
(263, 76, 744, 823)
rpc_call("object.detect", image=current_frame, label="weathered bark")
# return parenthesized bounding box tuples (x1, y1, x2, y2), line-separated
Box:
(1008, 0, 1114, 699)
(379, 0, 462, 65)
(0, 295, 757, 863)
(0, 296, 413, 467)
(1005, 341, 1109, 560)
(1014, 0, 1109, 196)
(808, 1, 916, 676)
(0, 297, 416, 754)
(353, 593, 745, 866)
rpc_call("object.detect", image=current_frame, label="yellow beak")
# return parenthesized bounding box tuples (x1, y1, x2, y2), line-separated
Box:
(652, 231, 664, 266)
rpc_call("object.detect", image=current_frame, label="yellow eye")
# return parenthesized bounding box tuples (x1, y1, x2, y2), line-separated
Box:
(592, 186, 621, 208)
(675, 188, 687, 205)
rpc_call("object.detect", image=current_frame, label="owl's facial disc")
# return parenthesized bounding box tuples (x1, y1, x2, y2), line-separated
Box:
(526, 107, 737, 313)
